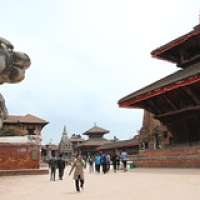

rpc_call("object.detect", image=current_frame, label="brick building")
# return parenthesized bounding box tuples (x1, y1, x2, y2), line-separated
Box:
(0, 114, 49, 171)
(3, 114, 49, 137)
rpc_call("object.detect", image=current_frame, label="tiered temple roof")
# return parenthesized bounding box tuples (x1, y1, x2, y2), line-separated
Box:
(118, 22, 200, 147)
(75, 124, 111, 150)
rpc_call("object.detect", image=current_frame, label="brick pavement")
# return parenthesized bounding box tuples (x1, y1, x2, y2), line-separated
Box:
(0, 166, 200, 200)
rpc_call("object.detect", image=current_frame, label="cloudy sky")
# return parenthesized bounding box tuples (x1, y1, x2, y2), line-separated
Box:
(0, 0, 199, 144)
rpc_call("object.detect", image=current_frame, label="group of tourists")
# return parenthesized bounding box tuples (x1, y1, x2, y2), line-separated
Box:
(49, 154, 66, 181)
(49, 149, 129, 192)
(84, 149, 129, 174)
(49, 154, 84, 192)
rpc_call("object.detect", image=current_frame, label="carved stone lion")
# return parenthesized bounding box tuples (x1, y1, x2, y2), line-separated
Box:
(0, 37, 31, 84)
(0, 37, 31, 128)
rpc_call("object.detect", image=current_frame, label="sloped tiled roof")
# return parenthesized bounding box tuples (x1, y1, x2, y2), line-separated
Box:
(75, 138, 112, 148)
(83, 125, 110, 135)
(118, 63, 200, 108)
(97, 139, 139, 150)
(151, 25, 200, 64)
(69, 135, 85, 142)
(4, 114, 49, 124)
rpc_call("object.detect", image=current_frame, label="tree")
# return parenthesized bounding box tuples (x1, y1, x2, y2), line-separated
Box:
(0, 126, 26, 136)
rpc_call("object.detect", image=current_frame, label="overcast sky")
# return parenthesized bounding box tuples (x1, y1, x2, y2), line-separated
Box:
(0, 0, 199, 144)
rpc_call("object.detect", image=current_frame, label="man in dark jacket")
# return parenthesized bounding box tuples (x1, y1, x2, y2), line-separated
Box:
(57, 154, 66, 180)
(111, 151, 117, 172)
(100, 152, 107, 174)
(49, 154, 57, 181)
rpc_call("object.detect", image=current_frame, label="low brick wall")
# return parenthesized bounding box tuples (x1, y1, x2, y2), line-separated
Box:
(0, 169, 49, 176)
(131, 146, 200, 168)
(0, 143, 40, 170)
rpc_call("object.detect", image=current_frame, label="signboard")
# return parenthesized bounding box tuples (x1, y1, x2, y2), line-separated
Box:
(31, 150, 39, 160)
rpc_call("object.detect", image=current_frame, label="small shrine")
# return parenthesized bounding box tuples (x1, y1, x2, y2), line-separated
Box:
(69, 134, 85, 157)
(58, 126, 72, 159)
(75, 124, 112, 156)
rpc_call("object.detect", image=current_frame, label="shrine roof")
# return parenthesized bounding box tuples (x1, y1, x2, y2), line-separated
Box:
(4, 114, 49, 124)
(82, 125, 110, 135)
(69, 135, 85, 142)
(75, 138, 111, 148)
(151, 25, 200, 64)
(118, 63, 200, 108)
(96, 139, 139, 150)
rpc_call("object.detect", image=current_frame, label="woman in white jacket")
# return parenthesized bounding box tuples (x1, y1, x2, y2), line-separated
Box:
(69, 154, 85, 192)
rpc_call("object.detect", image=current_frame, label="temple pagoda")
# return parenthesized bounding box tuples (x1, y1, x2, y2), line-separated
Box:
(75, 124, 111, 156)
(118, 22, 200, 167)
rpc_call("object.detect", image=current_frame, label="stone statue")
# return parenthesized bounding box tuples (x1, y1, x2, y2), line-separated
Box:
(0, 37, 31, 127)
(0, 37, 31, 84)
(153, 125, 161, 149)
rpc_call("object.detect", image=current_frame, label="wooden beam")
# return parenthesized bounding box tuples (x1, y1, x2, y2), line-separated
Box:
(182, 86, 200, 105)
(156, 105, 200, 120)
(162, 93, 178, 110)
(147, 99, 163, 115)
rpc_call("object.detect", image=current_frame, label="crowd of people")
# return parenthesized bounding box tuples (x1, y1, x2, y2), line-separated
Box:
(48, 149, 130, 192)
(94, 150, 129, 174)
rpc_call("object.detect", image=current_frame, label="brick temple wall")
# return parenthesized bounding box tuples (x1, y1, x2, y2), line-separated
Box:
(131, 147, 200, 168)
(0, 143, 40, 170)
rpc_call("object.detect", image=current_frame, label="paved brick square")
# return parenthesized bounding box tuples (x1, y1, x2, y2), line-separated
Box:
(0, 167, 200, 200)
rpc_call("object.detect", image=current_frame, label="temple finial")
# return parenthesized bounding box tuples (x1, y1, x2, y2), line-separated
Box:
(199, 10, 200, 24)
(62, 125, 68, 135)
(193, 11, 200, 30)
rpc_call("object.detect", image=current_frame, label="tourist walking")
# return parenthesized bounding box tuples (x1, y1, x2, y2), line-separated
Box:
(95, 152, 101, 173)
(69, 154, 85, 192)
(49, 154, 57, 181)
(111, 151, 117, 172)
(83, 155, 87, 169)
(57, 154, 66, 180)
(100, 151, 107, 174)
(120, 149, 129, 172)
(116, 152, 120, 170)
(106, 154, 111, 172)
(88, 155, 94, 173)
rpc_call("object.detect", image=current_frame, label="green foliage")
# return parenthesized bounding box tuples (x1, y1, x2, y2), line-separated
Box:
(0, 126, 26, 137)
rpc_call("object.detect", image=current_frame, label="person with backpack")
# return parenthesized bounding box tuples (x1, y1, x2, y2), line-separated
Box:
(120, 149, 129, 172)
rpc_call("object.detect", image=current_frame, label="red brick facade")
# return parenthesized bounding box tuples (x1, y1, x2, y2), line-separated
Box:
(0, 143, 40, 170)
(131, 147, 200, 168)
